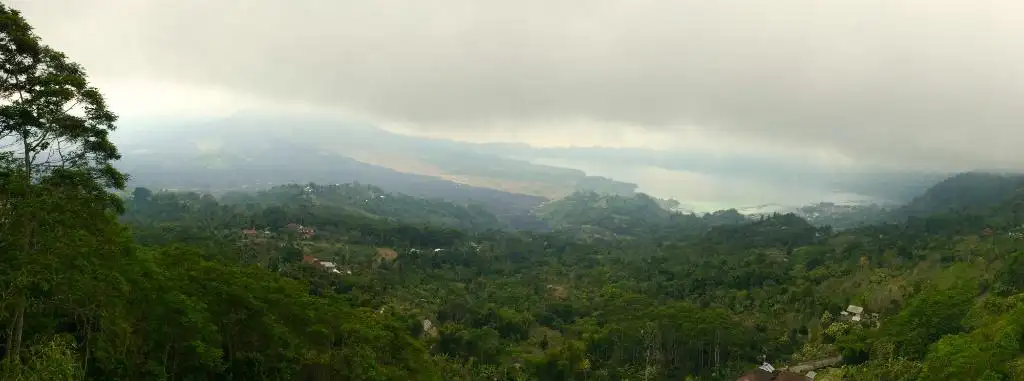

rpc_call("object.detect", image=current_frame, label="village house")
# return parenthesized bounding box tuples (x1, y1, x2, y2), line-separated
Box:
(841, 305, 865, 322)
(300, 256, 350, 275)
(318, 261, 342, 274)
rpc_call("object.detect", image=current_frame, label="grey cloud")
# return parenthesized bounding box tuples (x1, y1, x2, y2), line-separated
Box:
(11, 0, 1024, 171)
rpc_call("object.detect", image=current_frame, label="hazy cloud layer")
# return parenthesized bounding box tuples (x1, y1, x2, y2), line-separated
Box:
(12, 0, 1024, 172)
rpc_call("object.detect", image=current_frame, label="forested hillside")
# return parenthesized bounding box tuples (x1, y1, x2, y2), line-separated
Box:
(792, 202, 891, 230)
(217, 183, 513, 232)
(891, 171, 1024, 220)
(535, 191, 749, 239)
(109, 180, 1024, 380)
(4, 4, 1024, 381)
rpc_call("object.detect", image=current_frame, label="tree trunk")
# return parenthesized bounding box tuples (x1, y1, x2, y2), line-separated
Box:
(10, 305, 24, 361)
(82, 318, 93, 381)
(9, 137, 34, 361)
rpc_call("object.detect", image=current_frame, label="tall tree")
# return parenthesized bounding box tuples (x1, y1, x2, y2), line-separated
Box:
(0, 3, 125, 363)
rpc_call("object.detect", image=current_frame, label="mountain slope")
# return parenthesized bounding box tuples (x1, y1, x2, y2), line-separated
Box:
(891, 171, 1024, 220)
(222, 183, 510, 231)
(118, 137, 549, 221)
(116, 113, 638, 199)
(534, 191, 671, 234)
(533, 191, 751, 239)
(114, 171, 1024, 380)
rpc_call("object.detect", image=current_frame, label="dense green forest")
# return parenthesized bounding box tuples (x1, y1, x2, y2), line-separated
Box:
(94, 180, 1024, 380)
(3, 4, 1024, 381)
(535, 191, 748, 240)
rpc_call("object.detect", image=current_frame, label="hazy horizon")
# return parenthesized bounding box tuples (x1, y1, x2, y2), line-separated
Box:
(106, 111, 950, 211)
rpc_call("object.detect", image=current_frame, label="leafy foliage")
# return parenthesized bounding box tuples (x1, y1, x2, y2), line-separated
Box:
(225, 182, 507, 231)
(535, 191, 749, 239)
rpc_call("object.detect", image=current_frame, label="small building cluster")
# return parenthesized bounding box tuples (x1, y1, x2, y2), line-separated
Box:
(302, 255, 351, 275)
(839, 304, 878, 323)
(841, 305, 864, 322)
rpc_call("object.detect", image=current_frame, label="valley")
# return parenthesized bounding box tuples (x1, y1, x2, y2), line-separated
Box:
(110, 170, 1024, 380)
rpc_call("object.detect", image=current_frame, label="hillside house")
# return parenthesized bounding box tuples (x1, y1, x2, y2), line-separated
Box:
(301, 256, 350, 275)
(844, 305, 865, 322)
(318, 261, 343, 274)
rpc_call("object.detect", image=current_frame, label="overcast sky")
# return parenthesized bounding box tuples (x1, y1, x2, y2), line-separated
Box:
(10, 0, 1023, 178)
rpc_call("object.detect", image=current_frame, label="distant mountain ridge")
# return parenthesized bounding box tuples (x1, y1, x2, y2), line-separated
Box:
(119, 145, 549, 220)
(890, 171, 1024, 220)
(115, 112, 968, 209)
(122, 169, 1024, 241)
(758, 171, 1024, 230)
(115, 113, 637, 200)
